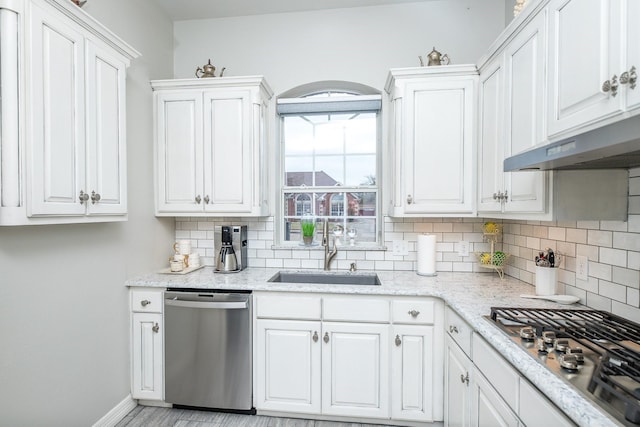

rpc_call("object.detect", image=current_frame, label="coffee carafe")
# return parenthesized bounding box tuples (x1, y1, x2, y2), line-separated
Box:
(214, 225, 247, 273)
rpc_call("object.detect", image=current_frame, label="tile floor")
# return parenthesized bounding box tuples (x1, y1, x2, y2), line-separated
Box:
(115, 406, 394, 427)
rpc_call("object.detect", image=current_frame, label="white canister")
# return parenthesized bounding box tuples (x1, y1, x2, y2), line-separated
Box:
(535, 266, 557, 295)
(174, 240, 191, 255)
(189, 253, 200, 268)
(170, 260, 184, 272)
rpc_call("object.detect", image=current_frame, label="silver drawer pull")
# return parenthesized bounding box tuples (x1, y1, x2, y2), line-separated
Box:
(449, 325, 459, 334)
(323, 332, 329, 343)
(395, 335, 402, 346)
(140, 299, 151, 307)
(152, 323, 159, 333)
(408, 309, 420, 318)
(312, 331, 318, 343)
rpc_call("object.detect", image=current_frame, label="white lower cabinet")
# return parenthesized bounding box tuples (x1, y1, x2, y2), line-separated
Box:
(470, 367, 519, 427)
(254, 293, 442, 424)
(392, 325, 436, 422)
(444, 306, 574, 427)
(255, 319, 321, 414)
(445, 335, 471, 427)
(131, 290, 163, 401)
(321, 322, 389, 419)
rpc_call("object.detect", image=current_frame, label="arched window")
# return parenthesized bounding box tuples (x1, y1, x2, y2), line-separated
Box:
(278, 82, 381, 246)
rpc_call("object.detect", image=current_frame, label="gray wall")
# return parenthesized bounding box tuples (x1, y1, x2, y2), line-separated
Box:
(173, 0, 506, 95)
(0, 0, 174, 425)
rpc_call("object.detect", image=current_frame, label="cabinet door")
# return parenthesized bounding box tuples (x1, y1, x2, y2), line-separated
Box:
(28, 1, 86, 216)
(477, 56, 504, 214)
(155, 91, 204, 213)
(445, 336, 472, 427)
(403, 78, 475, 215)
(85, 38, 128, 215)
(255, 319, 321, 414)
(203, 89, 253, 213)
(625, 0, 640, 110)
(504, 11, 547, 214)
(470, 367, 519, 427)
(547, 0, 622, 136)
(321, 322, 389, 419)
(391, 325, 436, 422)
(131, 313, 163, 400)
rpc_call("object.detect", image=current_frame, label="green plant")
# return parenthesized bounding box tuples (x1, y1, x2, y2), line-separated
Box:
(302, 221, 315, 236)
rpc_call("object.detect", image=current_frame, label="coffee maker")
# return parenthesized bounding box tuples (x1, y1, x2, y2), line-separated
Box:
(214, 225, 247, 273)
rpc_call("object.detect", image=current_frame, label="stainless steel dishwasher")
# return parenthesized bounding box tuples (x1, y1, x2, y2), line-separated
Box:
(164, 290, 254, 413)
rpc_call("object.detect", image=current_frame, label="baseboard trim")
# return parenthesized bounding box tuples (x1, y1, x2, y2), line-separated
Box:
(93, 394, 137, 427)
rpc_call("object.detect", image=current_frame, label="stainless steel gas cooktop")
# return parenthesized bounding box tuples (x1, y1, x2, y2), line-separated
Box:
(488, 307, 640, 426)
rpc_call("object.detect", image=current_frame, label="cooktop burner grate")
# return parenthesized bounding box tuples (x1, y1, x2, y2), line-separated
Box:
(490, 307, 640, 425)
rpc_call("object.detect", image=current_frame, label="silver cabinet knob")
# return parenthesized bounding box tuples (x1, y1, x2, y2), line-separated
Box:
(492, 192, 499, 200)
(79, 190, 90, 204)
(449, 325, 459, 334)
(152, 323, 159, 333)
(91, 191, 101, 204)
(407, 194, 413, 205)
(395, 335, 402, 347)
(620, 65, 637, 90)
(323, 332, 329, 343)
(503, 190, 508, 202)
(140, 300, 151, 307)
(195, 195, 202, 204)
(602, 74, 619, 97)
(408, 310, 420, 318)
(460, 372, 469, 385)
(313, 331, 319, 343)
(204, 195, 210, 204)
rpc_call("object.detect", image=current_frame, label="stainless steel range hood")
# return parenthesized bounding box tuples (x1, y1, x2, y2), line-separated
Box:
(504, 116, 640, 171)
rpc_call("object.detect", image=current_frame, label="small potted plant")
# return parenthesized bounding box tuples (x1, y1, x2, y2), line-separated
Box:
(301, 213, 316, 246)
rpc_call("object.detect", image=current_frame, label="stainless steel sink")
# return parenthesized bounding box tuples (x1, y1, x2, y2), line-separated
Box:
(268, 271, 381, 286)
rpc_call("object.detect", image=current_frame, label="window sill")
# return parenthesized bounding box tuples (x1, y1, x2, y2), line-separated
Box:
(271, 244, 387, 251)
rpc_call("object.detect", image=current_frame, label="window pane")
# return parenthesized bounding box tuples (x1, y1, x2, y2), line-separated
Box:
(347, 192, 376, 217)
(345, 218, 377, 243)
(345, 113, 377, 154)
(315, 156, 344, 186)
(345, 155, 376, 186)
(284, 192, 315, 216)
(285, 157, 313, 186)
(283, 116, 313, 156)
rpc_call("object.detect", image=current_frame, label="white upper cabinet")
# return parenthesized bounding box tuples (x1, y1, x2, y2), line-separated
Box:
(547, 0, 623, 136)
(0, 0, 138, 225)
(152, 77, 273, 217)
(624, 0, 640, 110)
(386, 66, 477, 217)
(478, 10, 548, 217)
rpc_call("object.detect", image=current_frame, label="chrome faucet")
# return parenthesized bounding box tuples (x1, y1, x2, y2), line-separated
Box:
(322, 219, 338, 271)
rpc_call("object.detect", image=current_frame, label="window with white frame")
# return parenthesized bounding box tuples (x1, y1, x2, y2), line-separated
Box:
(277, 84, 381, 246)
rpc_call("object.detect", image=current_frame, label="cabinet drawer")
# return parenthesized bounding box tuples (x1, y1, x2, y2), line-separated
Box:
(472, 333, 519, 412)
(255, 293, 321, 320)
(519, 379, 574, 426)
(323, 296, 390, 323)
(131, 289, 163, 313)
(392, 299, 435, 324)
(445, 306, 472, 356)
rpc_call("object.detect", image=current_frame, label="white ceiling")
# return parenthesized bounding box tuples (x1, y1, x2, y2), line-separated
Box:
(151, 0, 434, 21)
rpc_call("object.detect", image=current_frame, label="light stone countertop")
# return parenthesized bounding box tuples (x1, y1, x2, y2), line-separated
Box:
(126, 268, 620, 427)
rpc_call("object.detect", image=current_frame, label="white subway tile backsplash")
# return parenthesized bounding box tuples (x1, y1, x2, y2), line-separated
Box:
(599, 247, 627, 267)
(587, 292, 613, 312)
(612, 267, 640, 289)
(588, 230, 613, 247)
(599, 280, 627, 303)
(614, 232, 640, 251)
(177, 178, 640, 317)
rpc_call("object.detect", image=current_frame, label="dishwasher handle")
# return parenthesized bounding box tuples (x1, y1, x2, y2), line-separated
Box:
(165, 296, 248, 310)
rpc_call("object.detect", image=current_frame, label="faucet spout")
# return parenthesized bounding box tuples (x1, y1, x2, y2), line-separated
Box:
(322, 219, 338, 271)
